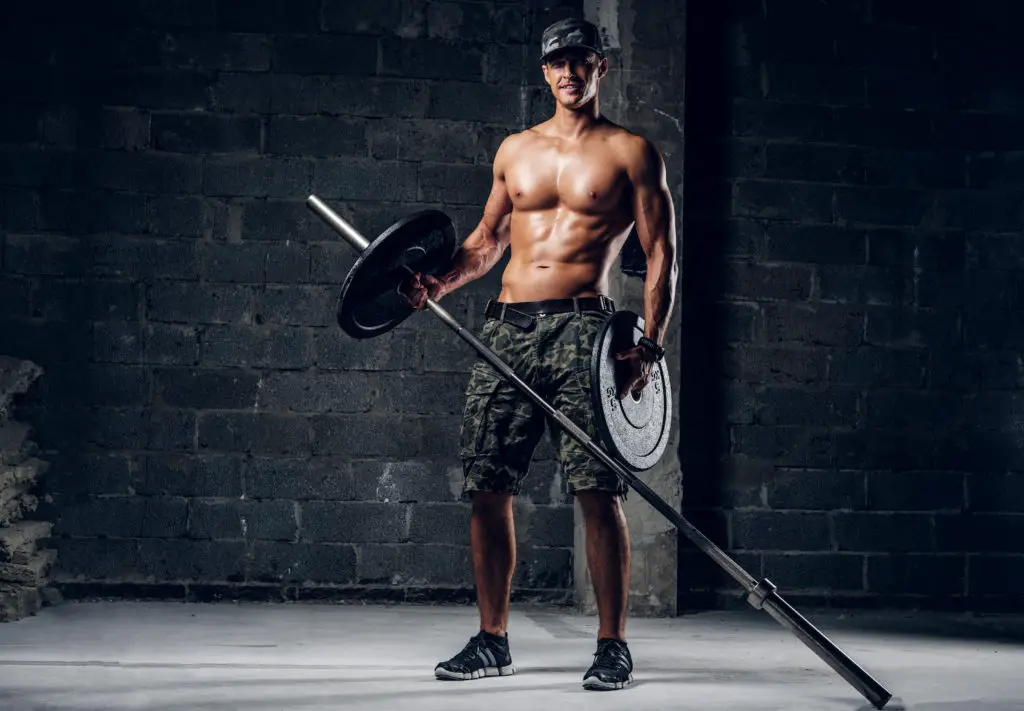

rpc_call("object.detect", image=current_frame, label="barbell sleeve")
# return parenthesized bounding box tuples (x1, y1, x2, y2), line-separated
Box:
(305, 194, 893, 710)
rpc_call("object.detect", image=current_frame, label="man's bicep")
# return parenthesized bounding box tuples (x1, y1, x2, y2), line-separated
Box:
(630, 139, 675, 255)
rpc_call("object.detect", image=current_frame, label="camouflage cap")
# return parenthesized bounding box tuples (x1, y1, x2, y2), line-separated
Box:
(540, 18, 604, 60)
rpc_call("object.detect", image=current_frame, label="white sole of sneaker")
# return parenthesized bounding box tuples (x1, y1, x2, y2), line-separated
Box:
(435, 664, 516, 681)
(582, 673, 634, 691)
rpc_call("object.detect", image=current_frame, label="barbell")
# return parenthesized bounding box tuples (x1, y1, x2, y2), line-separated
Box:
(305, 194, 893, 710)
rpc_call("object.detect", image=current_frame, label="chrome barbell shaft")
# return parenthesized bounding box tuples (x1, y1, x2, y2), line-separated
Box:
(306, 194, 893, 710)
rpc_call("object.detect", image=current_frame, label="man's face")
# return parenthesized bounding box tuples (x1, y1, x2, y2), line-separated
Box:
(542, 48, 607, 108)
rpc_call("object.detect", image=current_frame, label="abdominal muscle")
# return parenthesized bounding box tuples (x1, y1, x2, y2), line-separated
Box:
(496, 208, 633, 303)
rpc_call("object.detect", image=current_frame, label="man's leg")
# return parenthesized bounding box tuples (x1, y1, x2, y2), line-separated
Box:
(471, 491, 516, 636)
(575, 490, 630, 642)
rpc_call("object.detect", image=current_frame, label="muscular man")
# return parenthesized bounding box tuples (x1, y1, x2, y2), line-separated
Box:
(404, 17, 677, 691)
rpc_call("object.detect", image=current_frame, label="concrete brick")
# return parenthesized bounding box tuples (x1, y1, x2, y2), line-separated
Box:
(723, 262, 812, 302)
(272, 35, 378, 75)
(419, 163, 492, 205)
(733, 179, 834, 222)
(319, 77, 430, 119)
(866, 306, 961, 348)
(250, 541, 357, 584)
(864, 390, 961, 430)
(828, 347, 927, 387)
(155, 368, 261, 409)
(40, 452, 135, 496)
(0, 188, 39, 231)
(314, 328, 421, 371)
(204, 156, 311, 198)
(818, 266, 913, 306)
(730, 510, 831, 551)
(261, 371, 377, 414)
(198, 411, 308, 455)
(321, 0, 415, 35)
(189, 499, 296, 541)
(311, 158, 419, 202)
(145, 324, 200, 366)
(765, 143, 866, 184)
(89, 235, 200, 280)
(254, 286, 334, 327)
(136, 539, 246, 582)
(357, 543, 472, 587)
(930, 349, 1020, 391)
(831, 107, 932, 149)
(968, 472, 1024, 513)
(762, 552, 864, 591)
(407, 503, 469, 545)
(50, 538, 138, 581)
(301, 501, 407, 544)
(39, 190, 148, 235)
(757, 387, 859, 427)
(834, 512, 934, 553)
(426, 2, 527, 44)
(310, 414, 421, 458)
(369, 118, 479, 164)
(723, 345, 828, 385)
(380, 37, 485, 82)
(201, 325, 313, 369)
(4, 234, 84, 277)
(731, 426, 834, 468)
(766, 468, 865, 511)
(266, 116, 368, 158)
(936, 513, 1024, 554)
(148, 282, 253, 325)
(866, 470, 965, 512)
(152, 113, 260, 154)
(201, 242, 310, 284)
(31, 278, 142, 322)
(513, 546, 572, 589)
(376, 372, 468, 416)
(53, 496, 188, 539)
(212, 73, 320, 114)
(238, 199, 327, 243)
(866, 554, 965, 595)
(867, 229, 965, 271)
(136, 454, 242, 498)
(969, 554, 1024, 595)
(219, 0, 320, 33)
(834, 428, 937, 471)
(763, 303, 864, 346)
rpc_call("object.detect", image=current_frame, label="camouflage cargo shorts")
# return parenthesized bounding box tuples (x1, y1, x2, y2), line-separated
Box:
(458, 299, 628, 501)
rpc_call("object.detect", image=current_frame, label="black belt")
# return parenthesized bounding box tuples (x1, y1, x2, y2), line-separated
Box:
(484, 296, 615, 330)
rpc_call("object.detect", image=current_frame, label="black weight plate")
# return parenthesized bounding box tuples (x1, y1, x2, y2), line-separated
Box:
(589, 310, 672, 471)
(337, 210, 457, 339)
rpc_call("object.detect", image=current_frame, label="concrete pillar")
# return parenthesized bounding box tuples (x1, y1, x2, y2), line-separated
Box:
(574, 0, 687, 618)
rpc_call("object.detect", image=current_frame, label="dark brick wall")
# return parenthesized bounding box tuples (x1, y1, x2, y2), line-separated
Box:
(0, 0, 583, 604)
(680, 0, 1024, 612)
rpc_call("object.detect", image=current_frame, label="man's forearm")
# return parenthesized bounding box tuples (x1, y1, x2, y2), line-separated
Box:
(436, 229, 506, 293)
(643, 243, 678, 346)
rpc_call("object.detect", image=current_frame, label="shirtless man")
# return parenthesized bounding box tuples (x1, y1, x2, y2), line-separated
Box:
(403, 17, 677, 691)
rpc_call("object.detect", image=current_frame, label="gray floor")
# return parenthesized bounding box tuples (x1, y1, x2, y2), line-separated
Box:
(0, 601, 1020, 710)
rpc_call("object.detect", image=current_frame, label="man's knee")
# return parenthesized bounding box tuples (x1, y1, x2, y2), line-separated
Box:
(471, 490, 514, 515)
(575, 488, 625, 519)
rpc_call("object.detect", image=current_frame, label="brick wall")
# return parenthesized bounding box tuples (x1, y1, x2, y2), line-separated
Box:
(0, 1, 584, 604)
(679, 0, 1024, 612)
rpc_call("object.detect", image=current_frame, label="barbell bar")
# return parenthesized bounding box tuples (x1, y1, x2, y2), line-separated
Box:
(305, 193, 893, 709)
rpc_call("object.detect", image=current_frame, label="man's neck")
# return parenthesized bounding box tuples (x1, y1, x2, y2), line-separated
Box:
(552, 99, 602, 140)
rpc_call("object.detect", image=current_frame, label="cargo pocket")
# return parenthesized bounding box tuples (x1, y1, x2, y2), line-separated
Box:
(458, 367, 502, 459)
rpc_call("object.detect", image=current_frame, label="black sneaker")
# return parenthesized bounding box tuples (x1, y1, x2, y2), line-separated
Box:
(582, 637, 634, 690)
(434, 631, 516, 681)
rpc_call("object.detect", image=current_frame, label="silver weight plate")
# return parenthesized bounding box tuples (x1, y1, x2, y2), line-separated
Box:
(589, 310, 671, 471)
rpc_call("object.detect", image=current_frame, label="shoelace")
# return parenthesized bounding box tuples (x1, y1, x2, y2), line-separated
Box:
(450, 633, 498, 669)
(593, 640, 630, 670)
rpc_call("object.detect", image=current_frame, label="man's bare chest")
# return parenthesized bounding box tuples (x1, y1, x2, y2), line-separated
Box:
(505, 145, 629, 213)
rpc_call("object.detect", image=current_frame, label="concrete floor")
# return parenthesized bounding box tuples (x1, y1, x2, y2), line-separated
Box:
(0, 601, 1020, 710)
